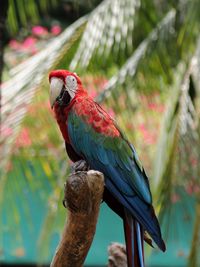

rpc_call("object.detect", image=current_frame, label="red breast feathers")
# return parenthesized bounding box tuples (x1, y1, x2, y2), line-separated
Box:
(72, 97, 120, 138)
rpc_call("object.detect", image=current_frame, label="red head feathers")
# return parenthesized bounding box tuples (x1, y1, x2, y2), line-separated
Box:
(49, 69, 87, 108)
(49, 69, 82, 85)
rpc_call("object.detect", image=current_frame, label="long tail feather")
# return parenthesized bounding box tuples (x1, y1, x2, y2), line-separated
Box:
(124, 209, 144, 267)
(105, 177, 166, 251)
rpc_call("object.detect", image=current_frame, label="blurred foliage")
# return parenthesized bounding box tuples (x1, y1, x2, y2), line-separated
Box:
(6, 0, 102, 36)
(7, 0, 59, 35)
(1, 0, 200, 265)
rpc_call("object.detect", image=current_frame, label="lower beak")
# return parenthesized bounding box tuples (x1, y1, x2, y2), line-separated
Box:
(50, 90, 57, 109)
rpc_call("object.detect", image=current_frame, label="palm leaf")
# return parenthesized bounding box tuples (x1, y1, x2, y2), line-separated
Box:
(96, 9, 176, 103)
(70, 0, 141, 70)
(153, 40, 200, 265)
(187, 39, 200, 267)
(152, 63, 185, 189)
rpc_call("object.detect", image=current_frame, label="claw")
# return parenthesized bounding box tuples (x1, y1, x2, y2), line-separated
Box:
(63, 199, 67, 208)
(72, 160, 90, 173)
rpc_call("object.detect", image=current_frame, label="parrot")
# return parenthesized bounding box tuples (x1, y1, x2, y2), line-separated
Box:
(49, 69, 166, 267)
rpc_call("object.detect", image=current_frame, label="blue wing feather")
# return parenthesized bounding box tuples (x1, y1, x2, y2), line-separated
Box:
(67, 111, 165, 251)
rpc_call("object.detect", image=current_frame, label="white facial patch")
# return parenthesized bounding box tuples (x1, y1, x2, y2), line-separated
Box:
(65, 75, 78, 99)
(50, 77, 64, 107)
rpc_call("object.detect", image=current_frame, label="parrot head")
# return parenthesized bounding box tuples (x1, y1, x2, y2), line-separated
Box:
(49, 69, 83, 108)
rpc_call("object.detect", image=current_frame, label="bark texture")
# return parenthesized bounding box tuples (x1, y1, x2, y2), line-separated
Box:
(51, 170, 104, 267)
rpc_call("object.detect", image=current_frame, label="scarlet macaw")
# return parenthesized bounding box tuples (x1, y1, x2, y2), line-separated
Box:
(49, 69, 166, 267)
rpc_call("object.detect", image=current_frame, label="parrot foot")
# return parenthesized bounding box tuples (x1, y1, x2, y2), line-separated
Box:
(71, 160, 90, 173)
(63, 161, 90, 208)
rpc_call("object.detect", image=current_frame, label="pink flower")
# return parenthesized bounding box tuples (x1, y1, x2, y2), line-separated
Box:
(22, 37, 37, 50)
(138, 123, 157, 144)
(32, 25, 48, 36)
(51, 25, 61, 35)
(9, 39, 20, 50)
(16, 128, 32, 148)
(147, 102, 165, 113)
(139, 123, 147, 133)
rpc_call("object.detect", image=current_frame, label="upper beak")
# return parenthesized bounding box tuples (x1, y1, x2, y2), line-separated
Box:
(49, 78, 63, 108)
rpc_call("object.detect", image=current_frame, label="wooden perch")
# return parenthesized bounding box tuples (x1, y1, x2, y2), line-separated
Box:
(51, 170, 104, 267)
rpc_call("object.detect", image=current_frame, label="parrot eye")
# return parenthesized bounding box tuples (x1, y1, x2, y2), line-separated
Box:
(65, 75, 77, 99)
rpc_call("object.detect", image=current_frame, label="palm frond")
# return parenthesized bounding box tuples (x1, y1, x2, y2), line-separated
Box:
(149, 41, 200, 264)
(96, 9, 176, 103)
(152, 63, 185, 189)
(155, 43, 200, 266)
(191, 38, 200, 95)
(70, 0, 140, 71)
(155, 38, 200, 223)
(187, 39, 200, 267)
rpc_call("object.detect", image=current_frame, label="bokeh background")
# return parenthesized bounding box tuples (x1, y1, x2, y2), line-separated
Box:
(0, 0, 200, 266)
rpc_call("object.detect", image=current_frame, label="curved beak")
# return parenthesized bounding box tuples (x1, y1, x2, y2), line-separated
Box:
(49, 78, 63, 108)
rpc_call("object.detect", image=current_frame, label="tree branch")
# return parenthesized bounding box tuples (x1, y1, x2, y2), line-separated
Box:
(51, 170, 104, 267)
